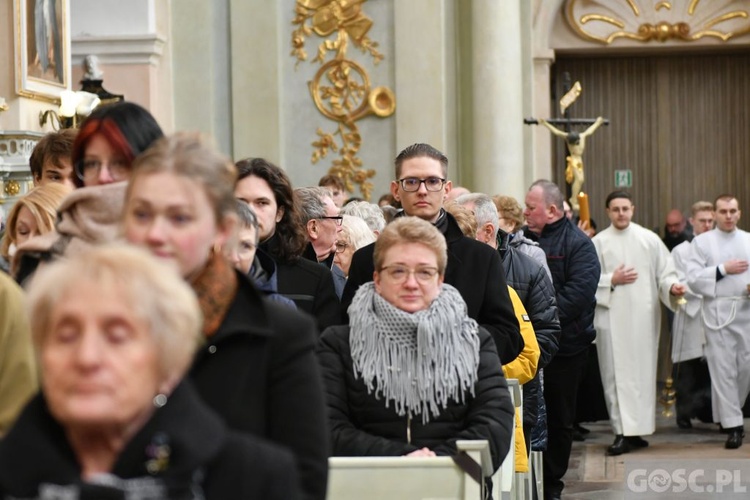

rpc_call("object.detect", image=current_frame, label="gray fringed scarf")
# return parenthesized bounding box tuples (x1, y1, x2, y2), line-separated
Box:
(349, 282, 481, 424)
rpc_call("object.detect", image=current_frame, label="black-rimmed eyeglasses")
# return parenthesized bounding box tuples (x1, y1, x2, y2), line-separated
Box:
(320, 215, 343, 226)
(398, 177, 446, 192)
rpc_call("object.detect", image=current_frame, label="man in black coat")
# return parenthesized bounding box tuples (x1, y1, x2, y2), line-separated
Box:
(523, 180, 600, 500)
(457, 192, 560, 452)
(341, 143, 522, 364)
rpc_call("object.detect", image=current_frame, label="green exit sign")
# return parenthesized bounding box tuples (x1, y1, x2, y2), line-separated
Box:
(614, 169, 632, 188)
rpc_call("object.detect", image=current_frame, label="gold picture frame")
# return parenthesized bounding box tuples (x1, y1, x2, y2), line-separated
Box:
(14, 0, 70, 102)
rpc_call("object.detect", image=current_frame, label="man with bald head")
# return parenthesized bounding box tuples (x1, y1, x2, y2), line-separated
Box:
(444, 185, 470, 204)
(663, 209, 692, 251)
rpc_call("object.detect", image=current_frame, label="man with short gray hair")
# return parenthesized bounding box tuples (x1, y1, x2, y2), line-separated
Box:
(459, 192, 560, 457)
(295, 186, 342, 267)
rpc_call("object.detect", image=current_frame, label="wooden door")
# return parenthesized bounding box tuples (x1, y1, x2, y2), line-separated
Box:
(551, 53, 750, 234)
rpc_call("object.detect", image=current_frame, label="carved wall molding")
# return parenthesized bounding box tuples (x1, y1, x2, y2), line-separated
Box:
(72, 34, 167, 66)
(291, 0, 395, 200)
(566, 0, 750, 44)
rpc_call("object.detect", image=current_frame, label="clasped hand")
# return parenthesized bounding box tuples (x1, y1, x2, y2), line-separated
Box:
(405, 447, 436, 457)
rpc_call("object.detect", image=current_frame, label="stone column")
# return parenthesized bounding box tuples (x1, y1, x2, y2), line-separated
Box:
(394, 0, 455, 159)
(471, 0, 525, 200)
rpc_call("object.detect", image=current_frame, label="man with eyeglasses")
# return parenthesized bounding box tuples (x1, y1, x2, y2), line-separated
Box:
(341, 143, 523, 365)
(295, 186, 343, 268)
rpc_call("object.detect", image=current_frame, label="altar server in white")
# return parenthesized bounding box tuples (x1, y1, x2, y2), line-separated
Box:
(685, 194, 750, 449)
(593, 191, 684, 456)
(671, 201, 715, 429)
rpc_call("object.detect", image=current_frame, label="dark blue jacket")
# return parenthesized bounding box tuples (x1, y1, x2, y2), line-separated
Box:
(249, 248, 297, 309)
(525, 217, 599, 357)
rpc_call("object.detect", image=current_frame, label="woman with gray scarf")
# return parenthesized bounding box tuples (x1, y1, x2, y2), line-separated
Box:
(317, 217, 515, 471)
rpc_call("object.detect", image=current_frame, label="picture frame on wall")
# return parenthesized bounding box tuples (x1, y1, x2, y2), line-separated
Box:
(14, 0, 70, 102)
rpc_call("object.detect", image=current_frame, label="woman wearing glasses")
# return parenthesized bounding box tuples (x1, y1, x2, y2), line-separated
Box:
(13, 102, 163, 283)
(317, 217, 514, 471)
(331, 214, 376, 298)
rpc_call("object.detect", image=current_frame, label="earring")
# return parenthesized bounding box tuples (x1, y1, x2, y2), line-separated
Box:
(153, 393, 168, 408)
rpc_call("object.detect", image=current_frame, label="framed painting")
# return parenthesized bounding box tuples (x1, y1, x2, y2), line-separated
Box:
(14, 0, 70, 102)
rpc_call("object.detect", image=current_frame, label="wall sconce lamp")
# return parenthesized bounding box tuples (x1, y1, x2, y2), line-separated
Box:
(39, 90, 101, 130)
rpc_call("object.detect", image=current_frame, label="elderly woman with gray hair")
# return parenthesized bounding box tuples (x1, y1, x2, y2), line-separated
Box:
(0, 245, 301, 499)
(331, 214, 376, 298)
(317, 217, 514, 471)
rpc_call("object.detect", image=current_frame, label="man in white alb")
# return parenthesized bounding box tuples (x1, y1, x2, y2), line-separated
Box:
(685, 194, 750, 449)
(671, 201, 715, 429)
(593, 191, 685, 456)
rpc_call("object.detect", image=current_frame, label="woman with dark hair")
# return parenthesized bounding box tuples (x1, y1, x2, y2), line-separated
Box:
(234, 158, 340, 330)
(14, 102, 163, 283)
(71, 101, 164, 188)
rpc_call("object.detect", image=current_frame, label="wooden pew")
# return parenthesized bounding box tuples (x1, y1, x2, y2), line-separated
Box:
(327, 440, 494, 500)
(494, 378, 521, 500)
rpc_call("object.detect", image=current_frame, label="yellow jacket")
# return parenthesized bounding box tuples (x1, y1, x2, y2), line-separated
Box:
(502, 286, 540, 473)
(0, 272, 38, 436)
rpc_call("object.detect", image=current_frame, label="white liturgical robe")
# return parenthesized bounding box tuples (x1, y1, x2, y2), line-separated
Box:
(671, 241, 706, 363)
(684, 228, 750, 428)
(593, 222, 678, 436)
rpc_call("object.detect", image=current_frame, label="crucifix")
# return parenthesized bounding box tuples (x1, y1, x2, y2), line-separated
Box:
(525, 73, 609, 215)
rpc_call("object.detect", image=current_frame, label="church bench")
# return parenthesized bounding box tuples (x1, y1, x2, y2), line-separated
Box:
(327, 440, 494, 500)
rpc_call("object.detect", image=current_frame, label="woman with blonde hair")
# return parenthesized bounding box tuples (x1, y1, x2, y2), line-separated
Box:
(318, 217, 514, 471)
(1, 183, 71, 274)
(122, 132, 329, 500)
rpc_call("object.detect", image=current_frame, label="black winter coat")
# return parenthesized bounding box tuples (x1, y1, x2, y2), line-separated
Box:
(524, 217, 600, 357)
(498, 230, 560, 368)
(317, 325, 515, 471)
(189, 272, 329, 500)
(498, 230, 560, 440)
(0, 382, 302, 500)
(341, 212, 523, 364)
(260, 234, 341, 331)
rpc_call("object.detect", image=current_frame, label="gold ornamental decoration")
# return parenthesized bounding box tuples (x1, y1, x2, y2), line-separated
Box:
(291, 0, 395, 200)
(566, 0, 750, 44)
(4, 179, 21, 197)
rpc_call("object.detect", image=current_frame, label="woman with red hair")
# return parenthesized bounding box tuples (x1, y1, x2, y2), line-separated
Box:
(71, 101, 163, 187)
(14, 102, 163, 282)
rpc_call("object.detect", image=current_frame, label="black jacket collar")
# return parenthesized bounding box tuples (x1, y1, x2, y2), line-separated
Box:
(0, 382, 225, 495)
(213, 270, 275, 340)
(540, 216, 568, 237)
(393, 209, 464, 244)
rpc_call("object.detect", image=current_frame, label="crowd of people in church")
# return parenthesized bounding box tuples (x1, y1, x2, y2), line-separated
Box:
(0, 100, 748, 500)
